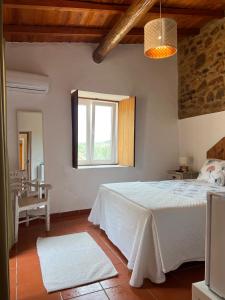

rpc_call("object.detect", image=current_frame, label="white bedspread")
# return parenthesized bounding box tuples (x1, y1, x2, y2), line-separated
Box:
(88, 180, 225, 287)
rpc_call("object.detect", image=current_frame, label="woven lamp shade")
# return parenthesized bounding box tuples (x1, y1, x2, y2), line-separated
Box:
(144, 18, 177, 59)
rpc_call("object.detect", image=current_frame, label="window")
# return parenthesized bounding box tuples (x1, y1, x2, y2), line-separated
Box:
(71, 90, 135, 168)
(78, 99, 117, 165)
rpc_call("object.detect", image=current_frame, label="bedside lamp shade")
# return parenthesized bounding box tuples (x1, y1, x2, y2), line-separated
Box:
(144, 18, 177, 59)
(179, 156, 193, 167)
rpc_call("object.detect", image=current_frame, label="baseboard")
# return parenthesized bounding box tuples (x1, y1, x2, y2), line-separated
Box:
(51, 209, 91, 220)
(18, 209, 91, 226)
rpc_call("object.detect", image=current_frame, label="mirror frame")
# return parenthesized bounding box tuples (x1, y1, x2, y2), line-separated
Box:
(16, 110, 45, 181)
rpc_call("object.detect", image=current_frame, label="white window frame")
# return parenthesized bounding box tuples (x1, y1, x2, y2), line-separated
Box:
(78, 99, 118, 166)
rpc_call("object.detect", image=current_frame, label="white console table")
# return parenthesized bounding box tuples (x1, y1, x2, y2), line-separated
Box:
(192, 281, 222, 300)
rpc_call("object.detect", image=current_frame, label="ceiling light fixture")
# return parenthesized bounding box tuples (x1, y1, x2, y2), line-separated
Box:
(144, 0, 177, 59)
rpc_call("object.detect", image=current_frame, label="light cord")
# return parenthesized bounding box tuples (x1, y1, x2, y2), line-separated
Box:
(160, 0, 162, 19)
(160, 0, 162, 44)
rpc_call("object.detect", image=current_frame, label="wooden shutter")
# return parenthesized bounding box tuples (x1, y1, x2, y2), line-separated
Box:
(71, 90, 78, 168)
(118, 96, 136, 166)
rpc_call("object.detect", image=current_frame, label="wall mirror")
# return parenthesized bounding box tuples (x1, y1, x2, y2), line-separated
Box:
(17, 111, 44, 181)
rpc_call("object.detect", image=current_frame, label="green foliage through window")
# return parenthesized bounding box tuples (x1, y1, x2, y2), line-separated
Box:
(78, 141, 111, 161)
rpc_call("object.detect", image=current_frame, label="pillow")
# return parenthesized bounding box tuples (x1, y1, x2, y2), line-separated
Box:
(197, 159, 225, 185)
(208, 170, 225, 186)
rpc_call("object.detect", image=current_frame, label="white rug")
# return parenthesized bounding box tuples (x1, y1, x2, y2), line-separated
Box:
(37, 232, 118, 292)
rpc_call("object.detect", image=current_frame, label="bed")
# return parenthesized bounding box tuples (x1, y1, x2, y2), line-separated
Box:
(88, 138, 225, 287)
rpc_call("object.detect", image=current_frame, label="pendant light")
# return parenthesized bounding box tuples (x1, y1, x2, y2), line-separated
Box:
(144, 0, 177, 59)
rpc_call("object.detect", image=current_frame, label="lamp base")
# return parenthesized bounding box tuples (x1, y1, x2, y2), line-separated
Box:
(179, 166, 189, 172)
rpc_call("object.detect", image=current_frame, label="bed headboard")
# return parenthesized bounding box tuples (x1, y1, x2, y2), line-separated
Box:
(207, 137, 225, 160)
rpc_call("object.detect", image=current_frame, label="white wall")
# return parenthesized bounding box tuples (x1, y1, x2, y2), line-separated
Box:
(6, 42, 179, 213)
(178, 111, 225, 171)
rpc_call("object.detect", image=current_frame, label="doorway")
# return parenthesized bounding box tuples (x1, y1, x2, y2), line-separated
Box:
(18, 131, 31, 180)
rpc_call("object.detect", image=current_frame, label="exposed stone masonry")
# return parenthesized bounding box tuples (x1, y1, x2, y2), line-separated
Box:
(178, 18, 225, 119)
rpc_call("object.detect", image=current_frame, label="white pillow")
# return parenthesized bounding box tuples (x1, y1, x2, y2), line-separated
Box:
(208, 170, 225, 186)
(197, 159, 225, 185)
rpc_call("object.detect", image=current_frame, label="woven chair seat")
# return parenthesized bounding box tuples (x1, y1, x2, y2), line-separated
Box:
(18, 196, 47, 208)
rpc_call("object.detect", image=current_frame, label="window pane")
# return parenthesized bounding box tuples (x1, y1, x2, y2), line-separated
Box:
(94, 105, 112, 161)
(78, 104, 87, 160)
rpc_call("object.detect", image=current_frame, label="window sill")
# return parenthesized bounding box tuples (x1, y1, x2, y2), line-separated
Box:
(78, 165, 130, 170)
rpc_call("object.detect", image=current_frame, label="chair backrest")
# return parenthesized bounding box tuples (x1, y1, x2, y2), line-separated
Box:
(10, 170, 51, 202)
(10, 170, 28, 192)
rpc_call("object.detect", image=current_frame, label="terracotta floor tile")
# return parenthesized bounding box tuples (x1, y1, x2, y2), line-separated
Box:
(10, 267, 17, 300)
(61, 283, 102, 299)
(9, 253, 17, 271)
(100, 263, 131, 289)
(176, 261, 204, 271)
(87, 230, 127, 266)
(103, 247, 126, 266)
(91, 240, 124, 266)
(10, 290, 16, 300)
(17, 248, 40, 266)
(17, 259, 48, 300)
(71, 290, 108, 300)
(146, 273, 192, 300)
(9, 247, 17, 269)
(105, 283, 156, 300)
(100, 241, 127, 265)
(19, 292, 61, 300)
(18, 286, 61, 300)
(11, 213, 201, 300)
(173, 265, 205, 287)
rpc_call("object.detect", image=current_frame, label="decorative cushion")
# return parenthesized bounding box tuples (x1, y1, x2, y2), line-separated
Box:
(197, 159, 225, 185)
(208, 170, 225, 186)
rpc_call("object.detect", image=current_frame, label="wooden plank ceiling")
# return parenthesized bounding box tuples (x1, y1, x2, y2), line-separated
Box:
(3, 0, 225, 43)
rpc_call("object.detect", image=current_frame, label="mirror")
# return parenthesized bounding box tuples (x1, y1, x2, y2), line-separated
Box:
(17, 111, 44, 181)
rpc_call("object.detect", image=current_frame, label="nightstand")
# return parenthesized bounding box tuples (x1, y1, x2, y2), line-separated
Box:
(192, 281, 222, 300)
(167, 170, 198, 180)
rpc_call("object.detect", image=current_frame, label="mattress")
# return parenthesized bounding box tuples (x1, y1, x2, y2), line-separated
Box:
(88, 180, 225, 287)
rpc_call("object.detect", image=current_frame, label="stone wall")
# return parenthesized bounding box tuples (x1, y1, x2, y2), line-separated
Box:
(178, 18, 225, 119)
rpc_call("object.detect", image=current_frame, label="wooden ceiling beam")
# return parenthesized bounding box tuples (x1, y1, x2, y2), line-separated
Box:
(152, 7, 224, 17)
(4, 0, 127, 14)
(4, 25, 200, 39)
(92, 0, 158, 63)
(4, 0, 224, 18)
(4, 25, 114, 38)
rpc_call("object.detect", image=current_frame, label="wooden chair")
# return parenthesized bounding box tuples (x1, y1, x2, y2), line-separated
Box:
(10, 170, 28, 192)
(12, 175, 52, 243)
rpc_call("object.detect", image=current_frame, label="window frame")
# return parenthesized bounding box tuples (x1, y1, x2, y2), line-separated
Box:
(78, 98, 118, 166)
